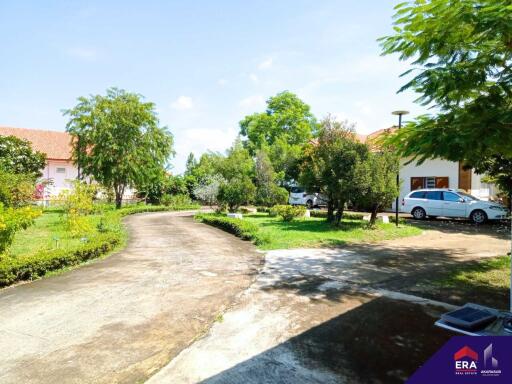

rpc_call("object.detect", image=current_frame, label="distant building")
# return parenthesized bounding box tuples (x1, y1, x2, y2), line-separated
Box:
(362, 127, 499, 208)
(0, 126, 135, 200)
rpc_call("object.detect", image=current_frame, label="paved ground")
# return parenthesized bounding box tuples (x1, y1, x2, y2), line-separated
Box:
(149, 222, 509, 384)
(0, 211, 262, 384)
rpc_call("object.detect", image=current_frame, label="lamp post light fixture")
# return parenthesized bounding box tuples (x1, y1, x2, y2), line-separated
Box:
(392, 110, 409, 227)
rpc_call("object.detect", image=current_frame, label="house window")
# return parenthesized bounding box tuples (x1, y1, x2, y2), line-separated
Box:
(56, 167, 66, 174)
(410, 176, 449, 190)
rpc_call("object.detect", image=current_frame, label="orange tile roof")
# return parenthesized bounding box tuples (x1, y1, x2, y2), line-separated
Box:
(0, 126, 72, 160)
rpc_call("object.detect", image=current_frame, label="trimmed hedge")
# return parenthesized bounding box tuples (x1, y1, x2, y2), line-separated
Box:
(309, 210, 364, 220)
(0, 233, 119, 286)
(195, 213, 261, 243)
(0, 203, 201, 287)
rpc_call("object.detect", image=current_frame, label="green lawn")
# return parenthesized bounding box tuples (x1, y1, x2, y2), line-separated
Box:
(2, 203, 199, 287)
(9, 210, 112, 258)
(427, 256, 511, 309)
(240, 213, 422, 250)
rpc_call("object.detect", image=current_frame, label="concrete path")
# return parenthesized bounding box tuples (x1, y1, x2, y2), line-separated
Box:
(148, 223, 509, 384)
(0, 211, 261, 384)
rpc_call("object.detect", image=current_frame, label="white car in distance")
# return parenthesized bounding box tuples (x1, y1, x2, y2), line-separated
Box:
(402, 188, 508, 224)
(288, 187, 327, 209)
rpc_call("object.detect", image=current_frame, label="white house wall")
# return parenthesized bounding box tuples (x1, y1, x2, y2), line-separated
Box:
(399, 157, 459, 197)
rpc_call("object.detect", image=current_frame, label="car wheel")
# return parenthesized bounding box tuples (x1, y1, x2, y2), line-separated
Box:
(306, 200, 313, 209)
(411, 207, 426, 220)
(470, 209, 487, 224)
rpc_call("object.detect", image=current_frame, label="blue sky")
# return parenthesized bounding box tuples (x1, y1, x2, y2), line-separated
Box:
(0, 1, 422, 174)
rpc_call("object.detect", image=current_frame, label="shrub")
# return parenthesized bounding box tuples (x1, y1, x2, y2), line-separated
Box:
(271, 205, 307, 221)
(0, 170, 37, 207)
(160, 193, 193, 208)
(218, 177, 256, 212)
(309, 210, 364, 221)
(57, 182, 97, 237)
(195, 214, 260, 242)
(0, 233, 119, 286)
(193, 174, 226, 206)
(0, 205, 42, 253)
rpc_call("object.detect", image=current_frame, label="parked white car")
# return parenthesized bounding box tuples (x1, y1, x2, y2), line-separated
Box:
(402, 188, 508, 224)
(288, 187, 327, 208)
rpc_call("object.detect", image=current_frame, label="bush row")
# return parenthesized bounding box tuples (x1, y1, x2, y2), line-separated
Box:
(0, 203, 201, 287)
(308, 210, 364, 220)
(195, 214, 261, 243)
(0, 233, 119, 287)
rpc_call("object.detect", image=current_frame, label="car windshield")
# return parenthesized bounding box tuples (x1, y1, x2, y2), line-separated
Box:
(458, 192, 480, 201)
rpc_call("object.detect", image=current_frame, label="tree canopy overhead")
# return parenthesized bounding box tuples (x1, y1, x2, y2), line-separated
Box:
(64, 88, 174, 208)
(380, 0, 512, 163)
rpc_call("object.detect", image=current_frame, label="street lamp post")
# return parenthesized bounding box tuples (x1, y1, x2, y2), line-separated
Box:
(392, 110, 409, 227)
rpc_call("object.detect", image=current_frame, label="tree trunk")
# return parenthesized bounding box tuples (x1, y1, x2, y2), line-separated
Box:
(327, 199, 335, 223)
(114, 184, 125, 209)
(334, 201, 345, 226)
(369, 204, 379, 227)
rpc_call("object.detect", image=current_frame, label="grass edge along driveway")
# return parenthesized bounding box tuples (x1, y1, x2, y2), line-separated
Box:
(196, 212, 422, 250)
(1, 204, 199, 287)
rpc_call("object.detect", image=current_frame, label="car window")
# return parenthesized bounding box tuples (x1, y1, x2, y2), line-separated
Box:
(410, 191, 425, 198)
(290, 187, 304, 193)
(443, 192, 461, 202)
(424, 191, 442, 200)
(458, 191, 479, 201)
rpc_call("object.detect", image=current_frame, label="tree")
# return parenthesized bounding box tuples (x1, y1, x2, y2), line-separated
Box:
(0, 135, 46, 177)
(299, 116, 369, 225)
(254, 148, 288, 206)
(239, 91, 317, 182)
(380, 0, 512, 165)
(64, 88, 174, 208)
(215, 138, 256, 211)
(218, 177, 256, 212)
(193, 174, 226, 206)
(184, 152, 197, 176)
(357, 150, 400, 226)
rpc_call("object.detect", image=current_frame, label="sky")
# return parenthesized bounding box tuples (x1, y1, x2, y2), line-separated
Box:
(0, 0, 423, 174)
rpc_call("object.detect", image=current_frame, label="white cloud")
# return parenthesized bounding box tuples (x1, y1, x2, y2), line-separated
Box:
(249, 73, 259, 83)
(67, 47, 97, 61)
(258, 58, 273, 70)
(171, 96, 193, 110)
(239, 95, 265, 109)
(217, 78, 227, 86)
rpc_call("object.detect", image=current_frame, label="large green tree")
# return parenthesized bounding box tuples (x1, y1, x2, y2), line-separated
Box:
(239, 91, 317, 182)
(0, 135, 46, 177)
(64, 88, 174, 208)
(380, 0, 512, 167)
(299, 116, 369, 225)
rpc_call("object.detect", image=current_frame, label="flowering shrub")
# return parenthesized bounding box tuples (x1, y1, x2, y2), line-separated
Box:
(58, 182, 96, 237)
(0, 204, 41, 253)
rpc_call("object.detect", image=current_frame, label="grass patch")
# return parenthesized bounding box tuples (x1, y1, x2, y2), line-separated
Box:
(196, 212, 422, 250)
(0, 203, 200, 287)
(422, 255, 511, 309)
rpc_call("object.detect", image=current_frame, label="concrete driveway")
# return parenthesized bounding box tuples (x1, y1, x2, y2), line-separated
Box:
(0, 211, 262, 384)
(148, 221, 509, 384)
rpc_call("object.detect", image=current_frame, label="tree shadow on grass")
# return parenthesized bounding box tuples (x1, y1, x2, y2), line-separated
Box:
(398, 256, 511, 310)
